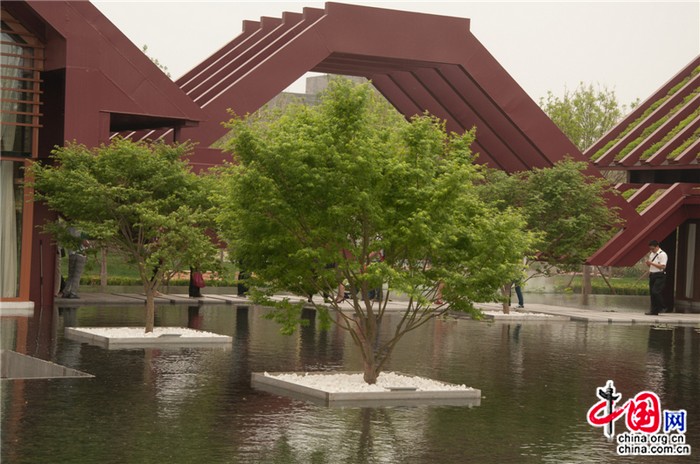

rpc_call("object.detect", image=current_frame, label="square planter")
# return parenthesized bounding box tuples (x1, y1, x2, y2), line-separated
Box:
(252, 371, 481, 407)
(65, 327, 232, 350)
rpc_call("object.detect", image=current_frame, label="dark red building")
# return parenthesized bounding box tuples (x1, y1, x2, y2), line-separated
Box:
(587, 56, 700, 312)
(1, 1, 203, 309)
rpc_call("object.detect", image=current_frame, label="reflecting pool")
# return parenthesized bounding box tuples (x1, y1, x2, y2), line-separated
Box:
(2, 304, 698, 463)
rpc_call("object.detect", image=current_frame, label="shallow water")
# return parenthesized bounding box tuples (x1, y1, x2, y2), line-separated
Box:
(525, 293, 649, 313)
(2, 304, 698, 463)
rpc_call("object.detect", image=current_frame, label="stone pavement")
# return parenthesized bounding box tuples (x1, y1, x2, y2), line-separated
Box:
(54, 292, 249, 306)
(54, 292, 700, 326)
(474, 302, 700, 326)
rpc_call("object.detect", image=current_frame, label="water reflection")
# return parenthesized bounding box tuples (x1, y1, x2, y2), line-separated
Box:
(525, 293, 648, 312)
(1, 304, 698, 463)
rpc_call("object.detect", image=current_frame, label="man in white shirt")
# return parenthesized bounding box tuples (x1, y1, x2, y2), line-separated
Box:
(645, 240, 668, 315)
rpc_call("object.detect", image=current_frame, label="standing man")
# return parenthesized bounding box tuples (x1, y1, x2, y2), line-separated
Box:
(645, 240, 667, 315)
(61, 227, 89, 299)
(514, 282, 525, 309)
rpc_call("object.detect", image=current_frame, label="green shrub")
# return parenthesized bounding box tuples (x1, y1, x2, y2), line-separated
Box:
(559, 282, 649, 295)
(79, 275, 239, 287)
(636, 189, 666, 213)
(592, 69, 699, 161)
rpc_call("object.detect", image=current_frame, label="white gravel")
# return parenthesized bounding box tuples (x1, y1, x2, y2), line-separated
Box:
(74, 327, 229, 338)
(264, 371, 473, 393)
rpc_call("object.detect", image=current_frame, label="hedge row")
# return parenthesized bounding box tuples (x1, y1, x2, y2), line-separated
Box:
(79, 275, 239, 287)
(556, 283, 649, 296)
(82, 276, 649, 295)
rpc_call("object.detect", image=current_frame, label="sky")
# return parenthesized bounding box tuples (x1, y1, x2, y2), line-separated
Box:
(92, 1, 699, 106)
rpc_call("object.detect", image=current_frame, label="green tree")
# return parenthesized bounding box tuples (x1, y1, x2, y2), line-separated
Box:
(539, 83, 634, 151)
(219, 78, 534, 384)
(479, 159, 622, 311)
(31, 138, 221, 332)
(539, 83, 633, 299)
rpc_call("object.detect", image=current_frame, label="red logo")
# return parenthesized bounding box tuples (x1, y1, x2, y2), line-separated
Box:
(587, 380, 661, 439)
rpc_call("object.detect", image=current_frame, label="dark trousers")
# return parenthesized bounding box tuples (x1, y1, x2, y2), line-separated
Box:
(649, 272, 666, 314)
(189, 267, 203, 297)
(514, 285, 524, 307)
(63, 252, 86, 296)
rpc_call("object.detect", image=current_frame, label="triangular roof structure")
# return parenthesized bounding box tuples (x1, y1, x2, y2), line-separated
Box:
(136, 3, 599, 171)
(586, 56, 699, 169)
(124, 1, 636, 220)
(589, 182, 700, 266)
(17, 1, 204, 138)
(587, 55, 700, 267)
(1, 0, 206, 307)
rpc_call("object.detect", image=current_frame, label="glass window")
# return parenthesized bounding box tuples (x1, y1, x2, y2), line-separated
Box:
(1, 20, 40, 157)
(0, 160, 23, 297)
(1, 12, 42, 300)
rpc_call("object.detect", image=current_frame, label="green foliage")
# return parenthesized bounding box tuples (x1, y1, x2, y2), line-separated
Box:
(642, 108, 699, 160)
(556, 277, 649, 295)
(31, 138, 222, 330)
(480, 159, 621, 274)
(621, 188, 637, 200)
(636, 189, 666, 213)
(78, 275, 239, 287)
(259, 296, 311, 336)
(668, 126, 700, 160)
(617, 89, 699, 161)
(79, 275, 141, 286)
(219, 78, 534, 382)
(64, 248, 238, 287)
(539, 83, 629, 151)
(591, 71, 699, 161)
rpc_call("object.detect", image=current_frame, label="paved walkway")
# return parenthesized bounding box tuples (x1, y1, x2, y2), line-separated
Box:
(55, 292, 250, 306)
(54, 292, 700, 326)
(473, 302, 700, 326)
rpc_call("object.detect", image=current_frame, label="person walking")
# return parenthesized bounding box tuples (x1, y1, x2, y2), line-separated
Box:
(512, 258, 527, 309)
(514, 282, 524, 309)
(645, 240, 667, 315)
(189, 267, 204, 298)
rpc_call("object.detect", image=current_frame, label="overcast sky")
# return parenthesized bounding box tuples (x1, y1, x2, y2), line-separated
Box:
(93, 1, 699, 107)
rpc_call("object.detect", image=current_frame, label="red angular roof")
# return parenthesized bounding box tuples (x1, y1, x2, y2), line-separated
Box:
(586, 56, 699, 170)
(589, 182, 700, 266)
(18, 0, 204, 140)
(587, 55, 700, 266)
(121, 2, 635, 221)
(143, 3, 594, 171)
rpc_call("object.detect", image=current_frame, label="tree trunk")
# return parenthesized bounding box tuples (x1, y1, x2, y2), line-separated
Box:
(100, 247, 108, 291)
(595, 266, 616, 295)
(361, 334, 380, 384)
(363, 357, 379, 384)
(501, 283, 512, 314)
(360, 309, 380, 384)
(581, 264, 592, 305)
(145, 286, 155, 333)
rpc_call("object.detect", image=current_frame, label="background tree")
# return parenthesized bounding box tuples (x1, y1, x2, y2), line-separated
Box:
(219, 79, 534, 384)
(31, 138, 221, 332)
(539, 82, 634, 152)
(479, 159, 622, 312)
(540, 82, 635, 298)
